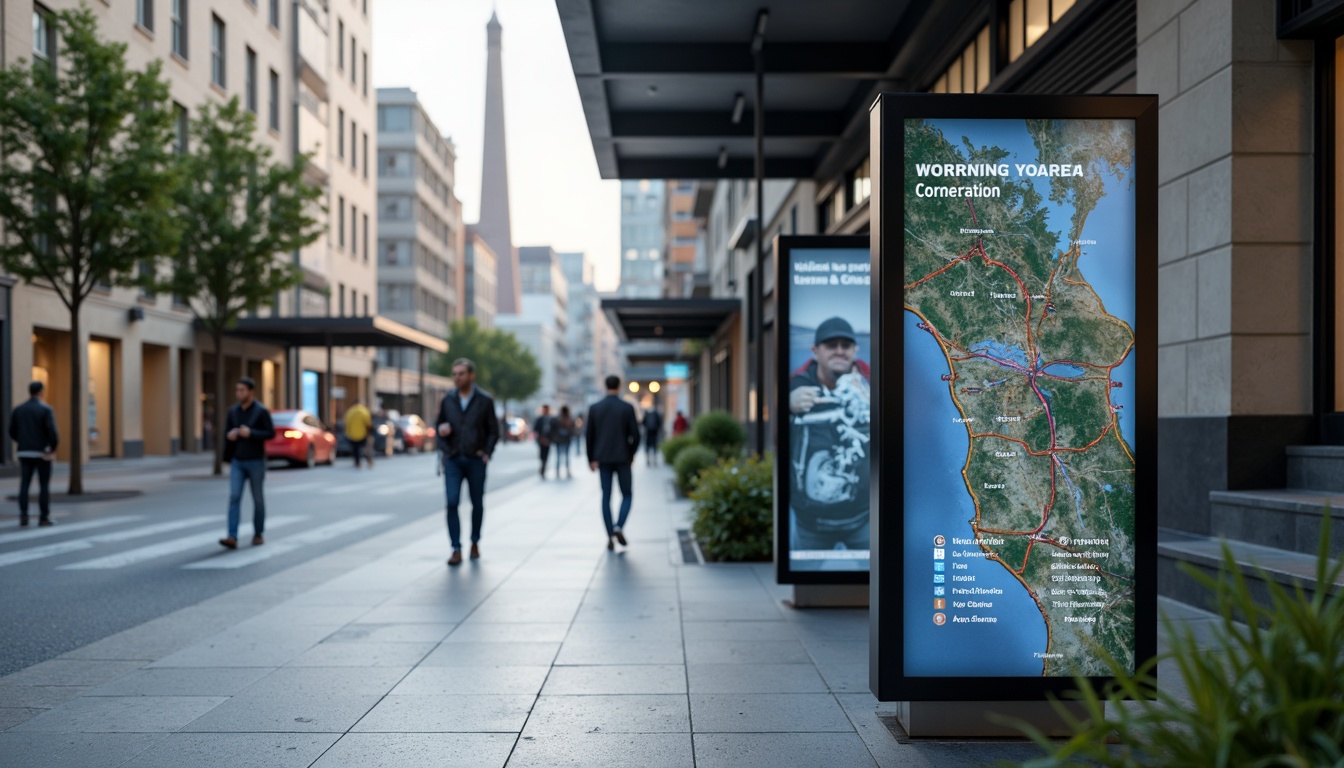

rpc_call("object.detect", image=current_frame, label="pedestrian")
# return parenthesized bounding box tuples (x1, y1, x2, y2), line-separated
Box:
(533, 404, 555, 479)
(642, 406, 663, 466)
(672, 410, 689, 437)
(220, 376, 275, 549)
(344, 399, 373, 469)
(8, 381, 59, 527)
(552, 405, 575, 479)
(435, 358, 500, 566)
(587, 375, 640, 551)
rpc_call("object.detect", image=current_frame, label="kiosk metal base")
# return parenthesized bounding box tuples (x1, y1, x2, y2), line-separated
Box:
(892, 700, 1092, 739)
(789, 584, 869, 608)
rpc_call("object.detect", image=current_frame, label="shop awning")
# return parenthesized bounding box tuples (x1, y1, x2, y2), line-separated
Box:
(214, 315, 448, 353)
(602, 298, 739, 342)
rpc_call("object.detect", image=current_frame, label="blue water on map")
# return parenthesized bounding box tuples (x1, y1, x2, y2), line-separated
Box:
(904, 311, 1048, 677)
(1040, 363, 1086, 378)
(968, 339, 1030, 369)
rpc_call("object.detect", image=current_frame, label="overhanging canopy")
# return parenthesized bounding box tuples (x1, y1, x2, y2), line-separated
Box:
(602, 298, 739, 342)
(216, 316, 448, 353)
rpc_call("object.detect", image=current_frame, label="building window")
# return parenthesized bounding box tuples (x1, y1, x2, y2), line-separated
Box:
(337, 18, 344, 70)
(362, 133, 368, 179)
(268, 69, 279, 131)
(930, 26, 989, 93)
(171, 0, 187, 58)
(245, 47, 257, 113)
(1004, 0, 1074, 65)
(210, 15, 225, 87)
(337, 108, 345, 159)
(269, 0, 279, 29)
(137, 0, 154, 32)
(362, 53, 368, 97)
(338, 283, 345, 315)
(850, 157, 871, 207)
(350, 118, 357, 169)
(363, 294, 368, 315)
(32, 6, 54, 64)
(351, 205, 358, 257)
(378, 105, 412, 131)
(338, 196, 345, 248)
(350, 36, 357, 84)
(362, 213, 369, 260)
(173, 102, 188, 154)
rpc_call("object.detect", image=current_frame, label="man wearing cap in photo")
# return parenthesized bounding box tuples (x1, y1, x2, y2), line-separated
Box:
(788, 316, 872, 560)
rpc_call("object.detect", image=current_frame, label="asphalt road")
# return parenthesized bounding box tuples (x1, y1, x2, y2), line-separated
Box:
(0, 443, 545, 677)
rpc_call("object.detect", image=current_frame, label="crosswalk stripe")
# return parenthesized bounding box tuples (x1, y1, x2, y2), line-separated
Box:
(0, 516, 216, 568)
(58, 515, 309, 570)
(181, 513, 391, 570)
(0, 516, 144, 545)
(269, 481, 327, 495)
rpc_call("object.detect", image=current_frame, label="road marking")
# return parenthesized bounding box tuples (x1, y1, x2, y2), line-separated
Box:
(269, 481, 327, 495)
(181, 513, 391, 569)
(0, 516, 217, 568)
(0, 516, 144, 545)
(58, 516, 309, 570)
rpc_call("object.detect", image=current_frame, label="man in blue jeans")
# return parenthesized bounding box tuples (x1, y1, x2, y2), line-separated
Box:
(435, 358, 500, 566)
(586, 375, 641, 551)
(220, 377, 274, 549)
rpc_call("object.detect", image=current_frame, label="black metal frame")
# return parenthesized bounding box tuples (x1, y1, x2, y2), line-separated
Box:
(774, 234, 870, 586)
(869, 93, 1158, 701)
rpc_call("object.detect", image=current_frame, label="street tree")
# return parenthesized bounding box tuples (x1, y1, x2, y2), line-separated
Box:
(161, 98, 324, 475)
(485, 330, 541, 420)
(430, 318, 490, 378)
(0, 8, 181, 494)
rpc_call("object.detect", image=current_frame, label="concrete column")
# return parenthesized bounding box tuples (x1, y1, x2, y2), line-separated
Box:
(1142, 0, 1316, 531)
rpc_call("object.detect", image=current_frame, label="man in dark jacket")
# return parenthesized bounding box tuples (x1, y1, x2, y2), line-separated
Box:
(220, 377, 275, 549)
(586, 375, 641, 550)
(8, 381, 59, 527)
(641, 408, 662, 466)
(533, 404, 555, 479)
(435, 357, 500, 566)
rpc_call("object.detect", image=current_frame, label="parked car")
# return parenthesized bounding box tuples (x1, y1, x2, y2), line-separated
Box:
(504, 417, 528, 442)
(266, 410, 338, 468)
(397, 414, 435, 452)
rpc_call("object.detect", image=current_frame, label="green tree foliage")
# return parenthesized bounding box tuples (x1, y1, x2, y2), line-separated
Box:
(690, 453, 774, 561)
(0, 7, 180, 493)
(432, 319, 542, 416)
(161, 98, 323, 475)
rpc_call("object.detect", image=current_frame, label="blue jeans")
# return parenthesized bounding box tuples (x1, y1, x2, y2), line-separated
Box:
(227, 459, 267, 539)
(554, 441, 571, 475)
(598, 462, 633, 536)
(443, 454, 487, 550)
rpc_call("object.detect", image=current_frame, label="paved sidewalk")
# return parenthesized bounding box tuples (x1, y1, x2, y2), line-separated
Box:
(0, 462, 1195, 767)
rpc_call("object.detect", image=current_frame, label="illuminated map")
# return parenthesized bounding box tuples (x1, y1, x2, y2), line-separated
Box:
(903, 117, 1136, 677)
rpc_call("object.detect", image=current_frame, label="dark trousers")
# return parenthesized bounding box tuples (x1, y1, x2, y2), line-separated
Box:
(645, 431, 660, 462)
(18, 458, 53, 521)
(443, 454, 487, 550)
(352, 437, 369, 467)
(599, 462, 633, 536)
(538, 442, 551, 473)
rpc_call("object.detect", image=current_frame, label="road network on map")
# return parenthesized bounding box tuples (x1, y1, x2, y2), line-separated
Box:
(904, 118, 1136, 676)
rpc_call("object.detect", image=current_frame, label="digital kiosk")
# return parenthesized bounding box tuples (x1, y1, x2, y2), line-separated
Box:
(868, 94, 1158, 736)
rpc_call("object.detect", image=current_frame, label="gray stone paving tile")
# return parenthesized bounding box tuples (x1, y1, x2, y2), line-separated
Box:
(554, 641, 684, 666)
(238, 666, 410, 697)
(687, 664, 828, 694)
(118, 732, 339, 768)
(0, 733, 166, 768)
(10, 695, 227, 733)
(0, 685, 88, 708)
(146, 625, 334, 668)
(323, 622, 456, 643)
(817, 662, 870, 693)
(802, 640, 869, 664)
(443, 622, 570, 643)
(419, 641, 560, 667)
(681, 621, 792, 643)
(285, 641, 437, 667)
(542, 665, 687, 695)
(683, 640, 812, 665)
(178, 691, 380, 733)
(507, 733, 694, 767)
(681, 601, 785, 622)
(352, 694, 533, 733)
(690, 694, 854, 733)
(677, 588, 772, 604)
(391, 665, 551, 695)
(467, 600, 583, 624)
(0, 706, 45, 730)
(312, 732, 516, 767)
(85, 667, 273, 697)
(354, 604, 476, 624)
(564, 620, 681, 645)
(833, 693, 1047, 767)
(523, 694, 690, 735)
(246, 604, 371, 627)
(0, 659, 144, 687)
(573, 602, 680, 623)
(693, 732, 877, 768)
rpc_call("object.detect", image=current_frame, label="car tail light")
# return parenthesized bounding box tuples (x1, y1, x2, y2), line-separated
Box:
(283, 429, 303, 439)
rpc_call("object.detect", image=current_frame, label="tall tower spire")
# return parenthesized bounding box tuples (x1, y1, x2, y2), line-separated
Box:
(479, 11, 521, 315)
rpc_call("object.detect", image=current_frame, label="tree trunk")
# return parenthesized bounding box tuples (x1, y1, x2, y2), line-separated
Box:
(212, 329, 227, 476)
(67, 301, 84, 495)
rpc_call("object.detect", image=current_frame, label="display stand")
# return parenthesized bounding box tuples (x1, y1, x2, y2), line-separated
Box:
(790, 584, 868, 608)
(892, 701, 1092, 739)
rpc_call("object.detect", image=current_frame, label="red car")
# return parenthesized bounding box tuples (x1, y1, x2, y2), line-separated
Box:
(397, 414, 435, 452)
(266, 410, 337, 468)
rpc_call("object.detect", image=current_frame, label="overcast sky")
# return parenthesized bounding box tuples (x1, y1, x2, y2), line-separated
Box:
(372, 0, 622, 291)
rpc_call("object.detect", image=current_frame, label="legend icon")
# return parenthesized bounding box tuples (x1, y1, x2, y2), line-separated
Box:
(933, 547, 945, 560)
(934, 535, 946, 546)
(933, 613, 946, 626)
(933, 598, 945, 610)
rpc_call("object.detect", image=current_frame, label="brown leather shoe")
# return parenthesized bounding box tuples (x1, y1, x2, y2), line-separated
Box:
(219, 537, 238, 549)
(470, 543, 480, 560)
(38, 518, 54, 527)
(447, 550, 463, 566)
(251, 534, 265, 546)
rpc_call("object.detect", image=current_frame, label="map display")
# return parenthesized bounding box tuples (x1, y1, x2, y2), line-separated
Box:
(901, 117, 1136, 678)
